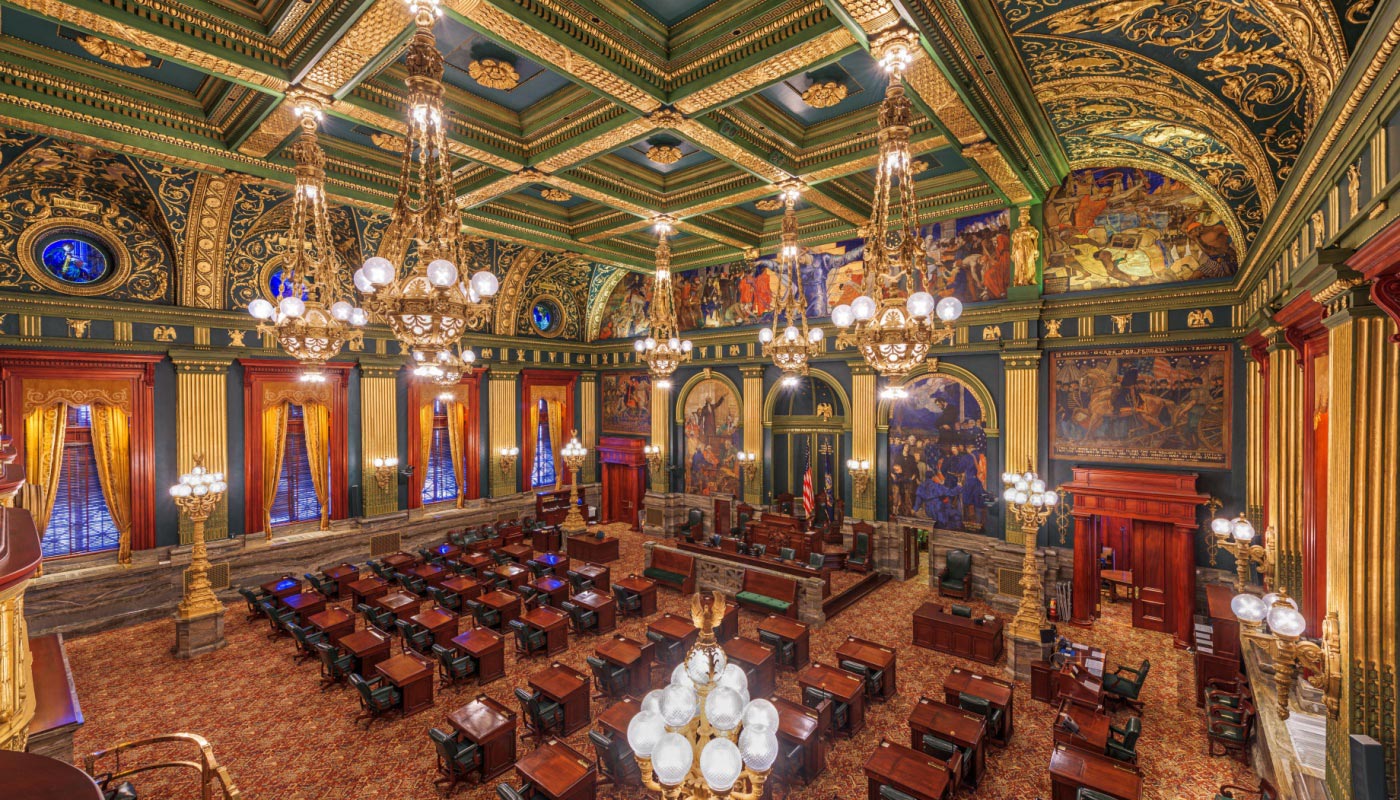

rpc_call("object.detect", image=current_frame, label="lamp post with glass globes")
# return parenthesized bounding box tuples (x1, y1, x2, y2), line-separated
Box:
(170, 456, 229, 658)
(1209, 512, 1274, 590)
(1000, 465, 1059, 644)
(1229, 587, 1342, 720)
(559, 432, 590, 536)
(627, 592, 781, 800)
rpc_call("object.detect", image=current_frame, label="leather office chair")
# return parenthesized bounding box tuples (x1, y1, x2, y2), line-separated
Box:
(314, 641, 355, 690)
(509, 619, 548, 659)
(490, 549, 513, 565)
(751, 544, 767, 558)
(730, 510, 752, 538)
(647, 630, 685, 670)
(432, 643, 478, 686)
(561, 601, 598, 635)
(778, 547, 795, 561)
(1105, 716, 1141, 763)
(401, 573, 429, 597)
(449, 530, 469, 548)
(958, 692, 1005, 741)
(468, 599, 502, 631)
(396, 619, 434, 655)
(260, 600, 295, 639)
(449, 560, 477, 577)
(918, 734, 965, 788)
(515, 687, 564, 747)
(482, 570, 512, 592)
(419, 547, 444, 566)
(517, 585, 543, 610)
(429, 586, 462, 612)
(350, 673, 400, 728)
(758, 630, 795, 669)
(807, 553, 824, 570)
(237, 587, 265, 620)
(1204, 677, 1250, 709)
(614, 586, 643, 617)
(587, 655, 630, 702)
(357, 603, 395, 634)
(566, 570, 594, 594)
(938, 549, 973, 599)
(368, 560, 392, 580)
(847, 532, 870, 573)
(1076, 790, 1119, 800)
(878, 786, 917, 800)
(495, 782, 535, 800)
(677, 508, 704, 541)
(1207, 699, 1255, 763)
(1102, 658, 1150, 711)
(526, 559, 551, 578)
(950, 604, 973, 618)
(801, 686, 841, 739)
(774, 739, 807, 789)
(304, 572, 338, 600)
(589, 730, 641, 793)
(288, 623, 328, 662)
(839, 659, 885, 702)
(429, 727, 482, 793)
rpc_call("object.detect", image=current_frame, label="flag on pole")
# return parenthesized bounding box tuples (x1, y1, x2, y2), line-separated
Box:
(801, 454, 816, 518)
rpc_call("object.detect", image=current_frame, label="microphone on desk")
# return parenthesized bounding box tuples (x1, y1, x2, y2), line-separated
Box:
(1057, 713, 1080, 736)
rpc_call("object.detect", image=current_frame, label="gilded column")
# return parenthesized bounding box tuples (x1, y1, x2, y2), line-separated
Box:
(360, 361, 400, 516)
(850, 364, 877, 520)
(578, 373, 598, 485)
(171, 351, 233, 543)
(740, 366, 764, 506)
(489, 367, 521, 497)
(1243, 342, 1268, 532)
(1320, 280, 1398, 800)
(1002, 351, 1041, 546)
(1264, 331, 1305, 597)
(650, 381, 670, 493)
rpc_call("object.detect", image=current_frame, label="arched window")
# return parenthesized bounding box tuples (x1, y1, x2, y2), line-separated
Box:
(530, 398, 556, 489)
(421, 399, 456, 504)
(43, 404, 119, 557)
(270, 404, 320, 526)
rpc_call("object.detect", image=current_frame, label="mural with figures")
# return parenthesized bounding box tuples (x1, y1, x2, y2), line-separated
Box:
(1050, 344, 1232, 469)
(1042, 167, 1237, 293)
(596, 271, 652, 340)
(888, 374, 992, 533)
(601, 371, 652, 435)
(683, 378, 741, 496)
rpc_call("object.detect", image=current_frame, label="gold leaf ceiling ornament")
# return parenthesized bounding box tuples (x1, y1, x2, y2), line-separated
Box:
(467, 57, 520, 91)
(369, 132, 405, 152)
(77, 35, 152, 69)
(801, 80, 848, 108)
(754, 198, 783, 211)
(647, 144, 684, 165)
(540, 187, 573, 202)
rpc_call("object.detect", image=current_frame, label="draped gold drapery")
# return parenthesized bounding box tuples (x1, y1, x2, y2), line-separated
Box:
(445, 399, 468, 507)
(23, 404, 67, 546)
(89, 403, 134, 565)
(301, 402, 331, 530)
(261, 401, 289, 539)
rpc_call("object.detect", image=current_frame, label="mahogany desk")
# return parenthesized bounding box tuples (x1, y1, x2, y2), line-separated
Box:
(575, 563, 610, 592)
(536, 551, 570, 576)
(306, 606, 355, 646)
(1054, 702, 1111, 755)
(375, 653, 434, 715)
(375, 591, 422, 622)
(1, 750, 103, 800)
(614, 575, 657, 616)
(596, 697, 641, 742)
(912, 603, 1004, 665)
(502, 544, 533, 563)
(441, 575, 483, 602)
(449, 695, 517, 780)
(340, 628, 391, 675)
(908, 696, 987, 787)
(571, 590, 617, 633)
(282, 591, 325, 622)
(1048, 744, 1141, 800)
(716, 601, 739, 643)
(530, 662, 591, 736)
(532, 526, 562, 554)
(262, 576, 301, 601)
(521, 606, 571, 656)
(479, 590, 522, 628)
(722, 637, 775, 699)
(943, 668, 1014, 746)
(408, 562, 448, 588)
(648, 614, 698, 652)
(757, 615, 810, 669)
(772, 696, 825, 783)
(567, 535, 619, 563)
(677, 542, 833, 597)
(324, 563, 359, 597)
(459, 552, 493, 573)
(412, 607, 459, 648)
(432, 542, 461, 562)
(797, 662, 865, 737)
(347, 576, 390, 606)
(451, 627, 506, 684)
(596, 635, 653, 697)
(863, 739, 952, 800)
(532, 575, 570, 607)
(383, 552, 418, 571)
(496, 563, 531, 589)
(515, 739, 597, 800)
(1057, 664, 1105, 710)
(836, 636, 898, 700)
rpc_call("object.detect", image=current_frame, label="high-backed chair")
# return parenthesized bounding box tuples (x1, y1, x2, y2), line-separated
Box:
(958, 692, 1005, 741)
(449, 560, 477, 578)
(1101, 659, 1151, 711)
(878, 786, 917, 800)
(917, 734, 965, 788)
(1207, 700, 1255, 763)
(495, 782, 534, 800)
(1204, 677, 1250, 710)
(237, 587, 266, 620)
(350, 673, 400, 728)
(938, 549, 973, 599)
(368, 560, 392, 580)
(751, 544, 767, 558)
(647, 630, 685, 671)
(950, 604, 973, 618)
(288, 623, 328, 662)
(614, 586, 643, 617)
(677, 508, 704, 541)
(839, 658, 885, 702)
(259, 599, 295, 639)
(358, 603, 395, 634)
(807, 553, 824, 570)
(561, 601, 598, 636)
(430, 586, 462, 612)
(304, 572, 339, 600)
(396, 619, 434, 655)
(566, 570, 594, 594)
(467, 599, 502, 631)
(773, 739, 808, 790)
(758, 630, 795, 669)
(1105, 716, 1141, 763)
(1076, 790, 1120, 800)
(847, 530, 871, 573)
(429, 727, 482, 794)
(514, 687, 564, 747)
(510, 619, 547, 659)
(802, 686, 843, 739)
(587, 655, 630, 702)
(589, 730, 641, 793)
(314, 641, 355, 690)
(778, 547, 795, 561)
(489, 549, 513, 565)
(401, 573, 429, 597)
(730, 510, 752, 538)
(526, 559, 551, 578)
(432, 644, 478, 686)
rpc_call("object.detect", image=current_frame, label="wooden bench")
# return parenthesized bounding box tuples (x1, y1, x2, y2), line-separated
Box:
(644, 548, 695, 593)
(735, 570, 798, 618)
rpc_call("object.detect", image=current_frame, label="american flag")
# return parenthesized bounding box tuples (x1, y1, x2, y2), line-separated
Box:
(801, 455, 815, 518)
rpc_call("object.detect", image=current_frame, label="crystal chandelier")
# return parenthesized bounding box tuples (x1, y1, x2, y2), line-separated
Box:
(627, 592, 780, 799)
(412, 344, 478, 386)
(354, 0, 498, 361)
(758, 182, 824, 384)
(634, 216, 692, 386)
(247, 93, 367, 368)
(832, 30, 961, 377)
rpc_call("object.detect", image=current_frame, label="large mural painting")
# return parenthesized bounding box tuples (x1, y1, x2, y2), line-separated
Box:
(596, 271, 651, 340)
(683, 378, 741, 496)
(918, 208, 1010, 303)
(601, 371, 652, 435)
(888, 374, 991, 533)
(1050, 344, 1231, 469)
(1042, 167, 1237, 293)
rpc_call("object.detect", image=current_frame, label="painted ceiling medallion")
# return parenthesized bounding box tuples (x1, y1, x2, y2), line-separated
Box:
(77, 35, 152, 69)
(468, 58, 519, 91)
(910, 159, 928, 174)
(540, 188, 573, 202)
(754, 198, 783, 211)
(801, 80, 848, 108)
(369, 133, 405, 153)
(647, 145, 684, 165)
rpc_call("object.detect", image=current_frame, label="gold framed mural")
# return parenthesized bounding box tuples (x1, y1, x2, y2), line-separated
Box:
(600, 371, 651, 436)
(681, 376, 741, 496)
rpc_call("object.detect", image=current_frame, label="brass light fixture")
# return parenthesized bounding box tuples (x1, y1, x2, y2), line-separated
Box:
(635, 216, 692, 385)
(247, 93, 366, 371)
(644, 444, 665, 473)
(1231, 588, 1342, 720)
(832, 30, 961, 376)
(1210, 513, 1275, 590)
(846, 458, 871, 498)
(355, 0, 499, 363)
(170, 456, 228, 622)
(497, 446, 520, 477)
(559, 432, 590, 535)
(758, 183, 824, 383)
(1000, 465, 1059, 640)
(371, 456, 399, 490)
(412, 343, 478, 386)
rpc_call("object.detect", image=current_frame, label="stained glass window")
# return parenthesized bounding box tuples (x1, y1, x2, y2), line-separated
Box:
(530, 398, 556, 489)
(42, 405, 120, 558)
(531, 300, 558, 333)
(39, 234, 111, 284)
(421, 400, 457, 504)
(270, 404, 322, 526)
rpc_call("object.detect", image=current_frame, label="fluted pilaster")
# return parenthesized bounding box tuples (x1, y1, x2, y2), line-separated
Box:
(850, 364, 877, 520)
(360, 362, 400, 516)
(578, 373, 598, 485)
(741, 366, 764, 506)
(489, 368, 521, 497)
(1002, 351, 1041, 546)
(171, 352, 233, 542)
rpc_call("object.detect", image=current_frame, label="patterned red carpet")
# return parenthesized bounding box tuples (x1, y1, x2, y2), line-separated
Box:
(64, 525, 1257, 799)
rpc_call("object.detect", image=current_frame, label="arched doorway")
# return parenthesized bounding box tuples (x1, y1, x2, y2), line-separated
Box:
(764, 372, 850, 514)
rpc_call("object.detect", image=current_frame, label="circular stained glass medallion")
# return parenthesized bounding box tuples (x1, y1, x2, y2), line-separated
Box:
(38, 232, 112, 285)
(268, 266, 310, 301)
(531, 299, 560, 334)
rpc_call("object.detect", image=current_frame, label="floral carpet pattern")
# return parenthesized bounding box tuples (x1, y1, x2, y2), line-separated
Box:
(65, 524, 1257, 799)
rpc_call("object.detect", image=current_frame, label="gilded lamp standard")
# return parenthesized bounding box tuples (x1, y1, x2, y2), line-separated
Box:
(635, 216, 692, 386)
(170, 457, 228, 658)
(1210, 512, 1275, 590)
(1001, 465, 1059, 641)
(559, 432, 590, 535)
(354, 0, 499, 362)
(831, 30, 961, 376)
(246, 93, 366, 372)
(758, 183, 823, 383)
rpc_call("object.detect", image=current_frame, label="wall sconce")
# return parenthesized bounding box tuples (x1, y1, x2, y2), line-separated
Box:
(1210, 513, 1274, 589)
(644, 444, 664, 472)
(497, 446, 520, 477)
(371, 456, 398, 491)
(1231, 587, 1341, 720)
(846, 458, 871, 498)
(735, 451, 758, 482)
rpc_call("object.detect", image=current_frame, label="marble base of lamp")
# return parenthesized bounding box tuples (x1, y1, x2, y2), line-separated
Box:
(1006, 631, 1047, 682)
(172, 608, 227, 659)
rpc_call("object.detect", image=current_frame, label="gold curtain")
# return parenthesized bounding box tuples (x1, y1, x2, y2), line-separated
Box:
(261, 401, 289, 538)
(88, 403, 133, 565)
(301, 402, 332, 530)
(445, 399, 468, 507)
(22, 403, 67, 543)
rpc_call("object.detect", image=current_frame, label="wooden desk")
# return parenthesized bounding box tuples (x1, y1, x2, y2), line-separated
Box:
(532, 576, 570, 607)
(596, 697, 641, 742)
(347, 576, 389, 606)
(536, 551, 570, 576)
(532, 526, 562, 554)
(614, 575, 657, 616)
(530, 662, 591, 736)
(374, 653, 434, 715)
(596, 635, 652, 697)
(479, 590, 522, 627)
(431, 542, 461, 562)
(1101, 569, 1133, 603)
(567, 535, 619, 563)
(340, 628, 392, 675)
(411, 607, 459, 648)
(1057, 664, 1105, 710)
(575, 563, 610, 592)
(408, 562, 448, 588)
(324, 563, 360, 597)
(723, 637, 776, 699)
(502, 544, 533, 563)
(521, 606, 571, 656)
(459, 552, 494, 573)
(306, 606, 355, 646)
(677, 542, 833, 597)
(943, 668, 1014, 746)
(908, 696, 987, 787)
(863, 739, 952, 800)
(836, 636, 898, 700)
(25, 634, 83, 765)
(571, 590, 617, 633)
(515, 739, 597, 800)
(1048, 744, 1141, 800)
(451, 627, 506, 684)
(441, 575, 483, 602)
(912, 603, 1005, 665)
(1054, 702, 1111, 755)
(648, 613, 698, 651)
(496, 563, 531, 589)
(757, 615, 810, 669)
(262, 576, 301, 601)
(282, 591, 326, 622)
(797, 662, 865, 737)
(449, 695, 517, 780)
(383, 552, 418, 571)
(716, 601, 739, 643)
(375, 591, 422, 622)
(773, 696, 825, 783)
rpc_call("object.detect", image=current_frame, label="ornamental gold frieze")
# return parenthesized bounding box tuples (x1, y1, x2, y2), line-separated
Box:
(672, 28, 857, 115)
(237, 101, 299, 159)
(342, 83, 528, 160)
(0, 64, 215, 135)
(676, 122, 793, 183)
(666, 0, 835, 80)
(835, 0, 902, 33)
(577, 217, 654, 244)
(327, 98, 522, 171)
(76, 35, 150, 68)
(301, 0, 414, 95)
(457, 171, 540, 209)
(903, 56, 985, 146)
(675, 219, 751, 251)
(562, 168, 662, 212)
(524, 102, 630, 157)
(801, 190, 867, 225)
(531, 114, 657, 173)
(676, 185, 775, 218)
(962, 142, 1032, 204)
